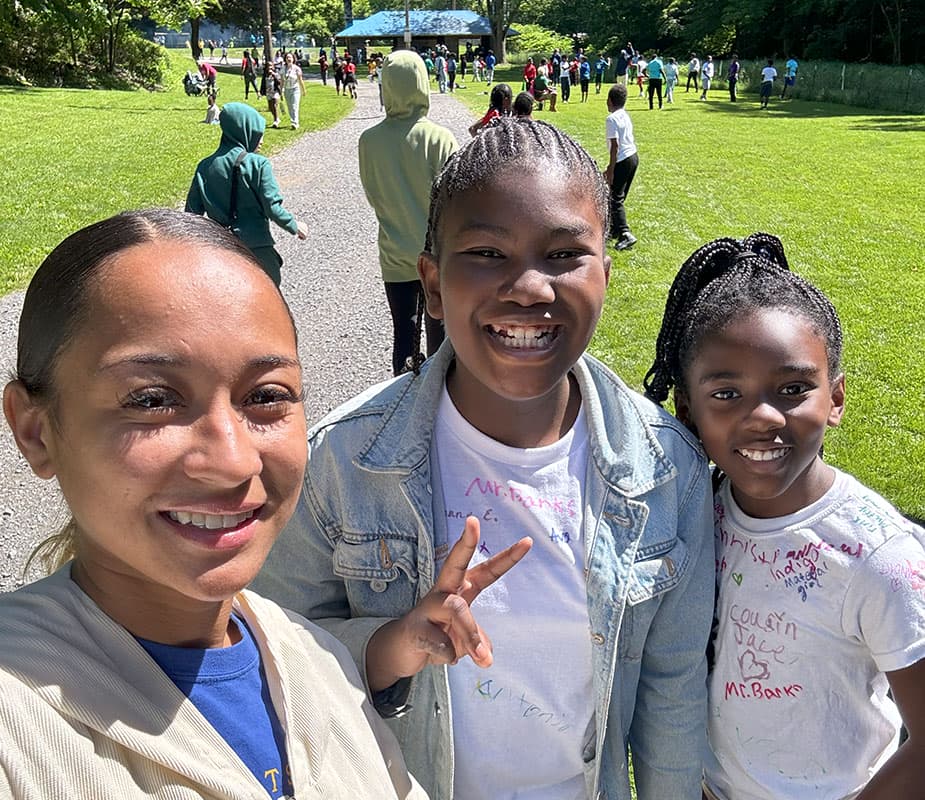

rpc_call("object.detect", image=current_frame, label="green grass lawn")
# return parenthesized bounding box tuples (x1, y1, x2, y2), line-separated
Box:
(0, 47, 352, 293)
(0, 57, 922, 517)
(454, 67, 925, 519)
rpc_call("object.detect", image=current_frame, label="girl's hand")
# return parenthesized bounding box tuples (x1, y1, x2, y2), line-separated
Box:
(296, 221, 308, 239)
(365, 516, 531, 692)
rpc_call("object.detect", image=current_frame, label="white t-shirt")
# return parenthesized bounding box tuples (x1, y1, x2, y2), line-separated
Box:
(283, 63, 302, 90)
(606, 107, 637, 163)
(701, 60, 714, 79)
(761, 66, 778, 82)
(705, 469, 925, 800)
(433, 386, 593, 800)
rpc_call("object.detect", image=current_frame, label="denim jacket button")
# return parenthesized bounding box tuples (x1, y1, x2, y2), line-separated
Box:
(370, 579, 388, 593)
(591, 632, 605, 645)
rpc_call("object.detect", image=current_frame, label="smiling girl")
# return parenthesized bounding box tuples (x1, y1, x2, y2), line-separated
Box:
(645, 233, 925, 800)
(0, 209, 424, 800)
(255, 119, 714, 800)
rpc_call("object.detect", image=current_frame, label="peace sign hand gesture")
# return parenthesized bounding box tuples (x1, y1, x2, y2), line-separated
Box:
(365, 516, 532, 693)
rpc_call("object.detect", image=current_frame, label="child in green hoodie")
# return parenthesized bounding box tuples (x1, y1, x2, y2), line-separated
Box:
(186, 102, 307, 286)
(358, 51, 459, 375)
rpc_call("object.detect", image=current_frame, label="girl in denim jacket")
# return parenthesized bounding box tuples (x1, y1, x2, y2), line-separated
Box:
(255, 119, 714, 800)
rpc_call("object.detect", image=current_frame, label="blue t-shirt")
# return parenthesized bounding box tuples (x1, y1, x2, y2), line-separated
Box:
(595, 57, 607, 75)
(137, 618, 292, 798)
(579, 60, 591, 79)
(647, 58, 664, 80)
(486, 53, 496, 68)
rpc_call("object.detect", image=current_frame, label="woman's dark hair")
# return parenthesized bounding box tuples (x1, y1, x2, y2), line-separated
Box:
(644, 232, 843, 406)
(404, 119, 610, 375)
(17, 207, 274, 403)
(513, 91, 535, 117)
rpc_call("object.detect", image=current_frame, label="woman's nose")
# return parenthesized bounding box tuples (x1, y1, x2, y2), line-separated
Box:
(183, 401, 262, 486)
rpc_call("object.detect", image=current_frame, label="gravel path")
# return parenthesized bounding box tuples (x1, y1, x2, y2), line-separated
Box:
(0, 81, 477, 592)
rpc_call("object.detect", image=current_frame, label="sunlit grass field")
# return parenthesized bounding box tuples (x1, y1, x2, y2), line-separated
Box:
(454, 66, 925, 519)
(0, 47, 351, 292)
(0, 55, 922, 517)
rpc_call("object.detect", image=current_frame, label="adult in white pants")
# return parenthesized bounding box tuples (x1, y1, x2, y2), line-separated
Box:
(283, 52, 306, 129)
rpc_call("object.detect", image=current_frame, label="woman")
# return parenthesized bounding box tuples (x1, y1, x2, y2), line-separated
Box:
(241, 49, 259, 98)
(282, 51, 305, 129)
(0, 208, 425, 800)
(186, 102, 308, 286)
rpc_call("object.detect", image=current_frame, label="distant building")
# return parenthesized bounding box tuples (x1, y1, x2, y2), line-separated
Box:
(335, 10, 518, 57)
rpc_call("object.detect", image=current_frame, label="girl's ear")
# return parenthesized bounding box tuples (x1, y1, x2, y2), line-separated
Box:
(673, 387, 699, 438)
(827, 373, 846, 428)
(3, 381, 57, 479)
(417, 252, 445, 320)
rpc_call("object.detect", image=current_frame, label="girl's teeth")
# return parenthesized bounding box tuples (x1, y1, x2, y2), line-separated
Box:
(489, 325, 557, 349)
(167, 509, 256, 529)
(739, 448, 789, 461)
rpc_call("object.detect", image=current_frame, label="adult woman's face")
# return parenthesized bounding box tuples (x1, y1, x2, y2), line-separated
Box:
(27, 242, 306, 621)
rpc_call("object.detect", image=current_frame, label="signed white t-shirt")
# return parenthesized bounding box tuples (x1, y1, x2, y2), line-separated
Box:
(705, 468, 925, 800)
(433, 386, 593, 800)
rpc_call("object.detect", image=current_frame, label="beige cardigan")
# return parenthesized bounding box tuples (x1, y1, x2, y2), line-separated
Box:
(0, 567, 427, 799)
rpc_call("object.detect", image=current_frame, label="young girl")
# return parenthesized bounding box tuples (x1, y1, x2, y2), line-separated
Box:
(467, 82, 511, 136)
(186, 102, 308, 286)
(0, 208, 425, 799)
(255, 118, 715, 800)
(644, 234, 925, 800)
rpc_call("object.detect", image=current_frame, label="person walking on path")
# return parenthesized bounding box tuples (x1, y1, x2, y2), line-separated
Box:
(282, 51, 306, 129)
(358, 51, 458, 375)
(318, 51, 329, 85)
(185, 103, 308, 285)
(241, 50, 259, 99)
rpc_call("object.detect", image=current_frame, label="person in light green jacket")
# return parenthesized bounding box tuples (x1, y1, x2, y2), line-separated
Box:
(186, 102, 307, 285)
(359, 50, 459, 375)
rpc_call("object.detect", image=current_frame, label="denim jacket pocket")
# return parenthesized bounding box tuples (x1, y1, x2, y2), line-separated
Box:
(333, 534, 420, 613)
(618, 537, 691, 661)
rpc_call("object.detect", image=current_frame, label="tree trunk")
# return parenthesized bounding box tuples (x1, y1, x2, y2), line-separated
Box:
(190, 17, 202, 60)
(262, 0, 272, 65)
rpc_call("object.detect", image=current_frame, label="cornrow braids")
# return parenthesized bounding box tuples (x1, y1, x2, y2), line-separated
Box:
(644, 232, 843, 405)
(424, 117, 610, 258)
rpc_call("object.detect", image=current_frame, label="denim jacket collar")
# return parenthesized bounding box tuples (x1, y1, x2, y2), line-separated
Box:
(354, 341, 679, 497)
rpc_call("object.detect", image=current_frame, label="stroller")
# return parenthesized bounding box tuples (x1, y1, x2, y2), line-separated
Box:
(183, 70, 216, 97)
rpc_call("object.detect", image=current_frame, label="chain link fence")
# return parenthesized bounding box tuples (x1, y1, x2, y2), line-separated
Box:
(719, 59, 925, 114)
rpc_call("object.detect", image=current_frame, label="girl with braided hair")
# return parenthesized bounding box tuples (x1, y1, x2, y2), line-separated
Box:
(646, 234, 925, 800)
(255, 118, 714, 800)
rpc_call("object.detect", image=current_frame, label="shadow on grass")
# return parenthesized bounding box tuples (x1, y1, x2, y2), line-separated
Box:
(698, 95, 924, 127)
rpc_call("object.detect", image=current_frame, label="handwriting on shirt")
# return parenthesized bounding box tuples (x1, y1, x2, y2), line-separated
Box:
(724, 680, 803, 701)
(472, 678, 572, 733)
(465, 477, 577, 518)
(878, 559, 925, 593)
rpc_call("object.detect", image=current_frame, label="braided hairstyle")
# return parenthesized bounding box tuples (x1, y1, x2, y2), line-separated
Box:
(644, 232, 843, 405)
(403, 117, 610, 375)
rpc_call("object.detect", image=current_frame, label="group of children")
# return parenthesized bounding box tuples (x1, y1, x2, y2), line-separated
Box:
(1, 96, 921, 800)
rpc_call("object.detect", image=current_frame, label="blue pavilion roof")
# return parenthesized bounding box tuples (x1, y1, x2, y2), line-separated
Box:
(336, 10, 517, 39)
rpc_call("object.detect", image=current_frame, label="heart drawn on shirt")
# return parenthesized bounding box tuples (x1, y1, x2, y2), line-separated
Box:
(731, 572, 743, 586)
(738, 650, 771, 681)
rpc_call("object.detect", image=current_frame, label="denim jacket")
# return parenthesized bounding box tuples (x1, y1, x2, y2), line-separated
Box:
(254, 343, 714, 800)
